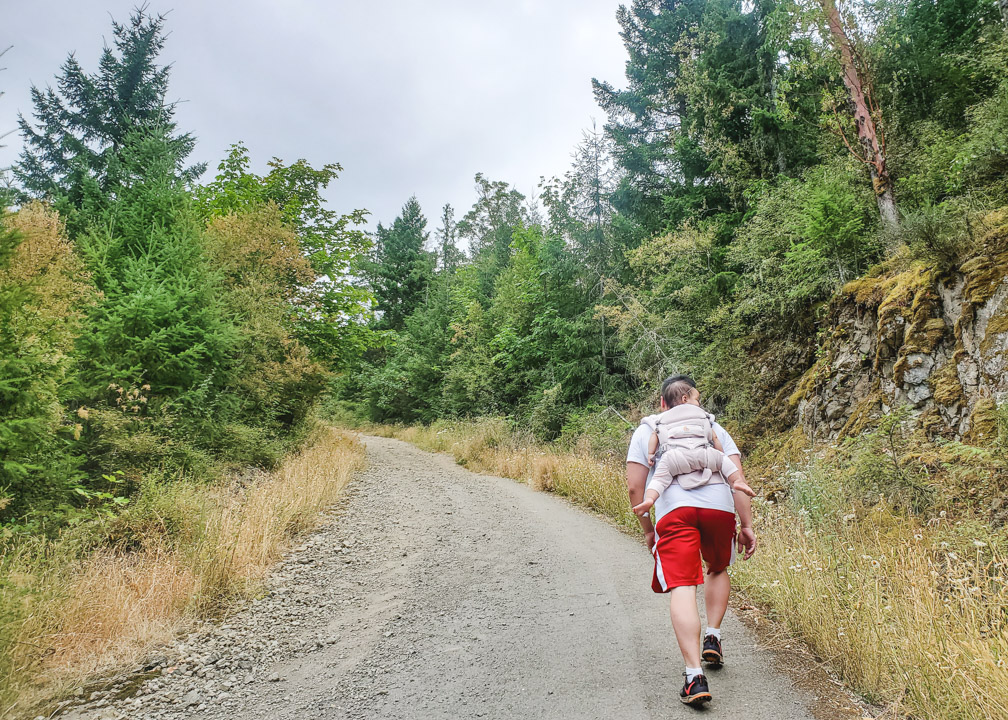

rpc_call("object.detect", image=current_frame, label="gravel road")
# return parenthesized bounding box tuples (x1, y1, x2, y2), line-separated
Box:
(62, 435, 837, 720)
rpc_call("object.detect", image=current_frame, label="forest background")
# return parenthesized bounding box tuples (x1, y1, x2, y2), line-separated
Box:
(2, 1, 1008, 719)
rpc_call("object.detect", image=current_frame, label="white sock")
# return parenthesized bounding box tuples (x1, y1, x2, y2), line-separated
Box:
(685, 667, 703, 682)
(705, 627, 721, 639)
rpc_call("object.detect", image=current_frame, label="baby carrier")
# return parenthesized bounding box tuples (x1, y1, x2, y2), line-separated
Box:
(645, 405, 728, 490)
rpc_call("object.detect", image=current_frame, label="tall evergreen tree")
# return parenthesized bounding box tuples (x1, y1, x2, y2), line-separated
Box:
(14, 8, 204, 213)
(436, 203, 464, 273)
(367, 197, 434, 331)
(592, 0, 709, 232)
(76, 131, 232, 407)
(593, 0, 824, 232)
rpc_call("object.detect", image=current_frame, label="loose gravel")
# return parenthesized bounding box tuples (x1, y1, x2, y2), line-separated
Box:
(57, 435, 836, 720)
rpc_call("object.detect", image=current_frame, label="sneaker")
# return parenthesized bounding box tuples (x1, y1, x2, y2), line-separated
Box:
(680, 672, 712, 706)
(702, 634, 723, 666)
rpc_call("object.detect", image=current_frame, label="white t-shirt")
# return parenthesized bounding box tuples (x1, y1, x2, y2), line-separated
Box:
(626, 420, 740, 520)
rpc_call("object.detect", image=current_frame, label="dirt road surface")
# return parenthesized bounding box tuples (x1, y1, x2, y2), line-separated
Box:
(63, 435, 844, 720)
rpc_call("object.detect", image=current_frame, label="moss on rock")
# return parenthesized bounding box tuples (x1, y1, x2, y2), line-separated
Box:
(979, 305, 1008, 356)
(837, 385, 882, 440)
(930, 361, 965, 409)
(964, 397, 999, 447)
(788, 360, 823, 408)
(961, 209, 1008, 306)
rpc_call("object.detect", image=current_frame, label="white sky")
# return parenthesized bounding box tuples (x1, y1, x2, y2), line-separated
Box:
(1, 1, 629, 231)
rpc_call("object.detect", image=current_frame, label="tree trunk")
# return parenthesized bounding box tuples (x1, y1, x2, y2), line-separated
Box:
(820, 0, 898, 231)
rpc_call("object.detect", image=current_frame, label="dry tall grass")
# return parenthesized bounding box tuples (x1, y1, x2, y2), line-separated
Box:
(733, 468, 1008, 720)
(379, 418, 1008, 720)
(0, 426, 365, 719)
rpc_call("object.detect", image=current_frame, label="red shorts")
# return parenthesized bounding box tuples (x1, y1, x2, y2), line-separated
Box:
(651, 506, 736, 592)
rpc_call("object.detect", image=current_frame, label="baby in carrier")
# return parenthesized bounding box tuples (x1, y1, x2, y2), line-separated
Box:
(632, 392, 755, 518)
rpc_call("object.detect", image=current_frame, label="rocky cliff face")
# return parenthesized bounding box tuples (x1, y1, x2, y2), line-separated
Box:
(793, 209, 1008, 443)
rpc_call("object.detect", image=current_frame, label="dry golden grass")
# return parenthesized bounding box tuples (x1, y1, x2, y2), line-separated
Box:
(0, 426, 365, 719)
(733, 492, 1008, 720)
(379, 419, 1008, 720)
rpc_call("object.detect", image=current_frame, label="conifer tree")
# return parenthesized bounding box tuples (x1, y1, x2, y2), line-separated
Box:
(0, 207, 87, 519)
(14, 8, 204, 211)
(436, 203, 464, 273)
(458, 174, 528, 299)
(76, 131, 232, 407)
(367, 197, 434, 331)
(0, 221, 51, 516)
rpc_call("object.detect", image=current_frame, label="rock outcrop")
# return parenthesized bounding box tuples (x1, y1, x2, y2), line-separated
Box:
(792, 209, 1008, 442)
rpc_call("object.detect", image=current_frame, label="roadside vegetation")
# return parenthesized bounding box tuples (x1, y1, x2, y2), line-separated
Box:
(327, 4, 1008, 718)
(0, 427, 364, 717)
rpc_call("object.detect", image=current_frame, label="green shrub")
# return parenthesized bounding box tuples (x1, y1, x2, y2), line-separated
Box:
(528, 383, 566, 441)
(898, 201, 975, 270)
(731, 160, 881, 330)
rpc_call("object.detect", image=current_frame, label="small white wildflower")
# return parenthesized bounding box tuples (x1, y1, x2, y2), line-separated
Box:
(974, 540, 987, 548)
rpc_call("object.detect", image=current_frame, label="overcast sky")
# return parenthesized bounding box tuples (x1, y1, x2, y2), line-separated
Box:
(1, 1, 629, 232)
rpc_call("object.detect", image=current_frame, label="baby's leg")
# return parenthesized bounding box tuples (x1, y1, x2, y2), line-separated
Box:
(647, 431, 659, 465)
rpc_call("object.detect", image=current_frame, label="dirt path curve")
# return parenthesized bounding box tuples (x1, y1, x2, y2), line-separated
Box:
(65, 435, 827, 720)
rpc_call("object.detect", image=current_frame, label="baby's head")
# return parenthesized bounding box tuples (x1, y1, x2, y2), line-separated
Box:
(661, 375, 700, 409)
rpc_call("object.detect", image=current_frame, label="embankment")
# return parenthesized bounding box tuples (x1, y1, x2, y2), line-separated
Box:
(0, 426, 365, 719)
